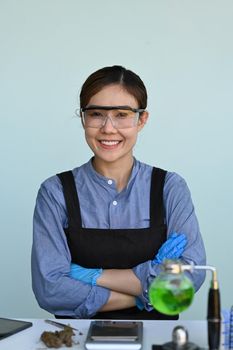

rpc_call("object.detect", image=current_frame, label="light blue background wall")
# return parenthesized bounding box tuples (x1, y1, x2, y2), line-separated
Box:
(0, 0, 232, 319)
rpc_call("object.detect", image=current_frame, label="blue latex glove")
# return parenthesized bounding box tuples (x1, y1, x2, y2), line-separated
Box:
(69, 263, 103, 286)
(152, 232, 187, 265)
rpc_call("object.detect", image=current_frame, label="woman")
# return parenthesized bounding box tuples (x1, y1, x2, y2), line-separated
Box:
(31, 65, 206, 319)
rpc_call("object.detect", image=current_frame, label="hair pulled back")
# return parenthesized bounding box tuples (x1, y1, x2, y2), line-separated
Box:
(80, 65, 147, 109)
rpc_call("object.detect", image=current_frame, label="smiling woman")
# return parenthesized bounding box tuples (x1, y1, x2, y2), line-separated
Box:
(31, 65, 206, 320)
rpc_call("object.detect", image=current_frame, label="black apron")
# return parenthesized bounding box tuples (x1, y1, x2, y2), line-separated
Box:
(56, 167, 178, 320)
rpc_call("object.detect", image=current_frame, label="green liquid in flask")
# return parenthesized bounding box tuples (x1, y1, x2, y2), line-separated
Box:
(149, 273, 195, 315)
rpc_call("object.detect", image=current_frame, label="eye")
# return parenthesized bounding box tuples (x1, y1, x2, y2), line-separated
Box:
(116, 112, 128, 119)
(88, 111, 104, 118)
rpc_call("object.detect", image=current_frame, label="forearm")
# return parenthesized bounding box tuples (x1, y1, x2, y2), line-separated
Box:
(96, 269, 142, 296)
(165, 172, 206, 291)
(32, 251, 110, 317)
(99, 291, 136, 312)
(33, 186, 110, 318)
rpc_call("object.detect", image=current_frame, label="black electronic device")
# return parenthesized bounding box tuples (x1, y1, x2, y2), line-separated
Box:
(0, 318, 32, 340)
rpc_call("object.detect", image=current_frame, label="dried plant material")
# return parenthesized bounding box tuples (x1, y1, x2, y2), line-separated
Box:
(41, 325, 74, 348)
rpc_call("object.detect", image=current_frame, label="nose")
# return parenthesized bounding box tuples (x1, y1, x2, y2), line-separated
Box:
(101, 116, 117, 132)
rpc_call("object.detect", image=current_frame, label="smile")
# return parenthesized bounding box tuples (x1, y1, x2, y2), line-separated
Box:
(100, 140, 121, 146)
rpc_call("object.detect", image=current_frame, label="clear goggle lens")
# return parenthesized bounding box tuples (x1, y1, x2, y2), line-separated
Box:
(80, 107, 144, 129)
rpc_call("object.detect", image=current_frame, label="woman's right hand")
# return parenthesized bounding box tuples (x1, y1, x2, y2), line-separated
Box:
(69, 263, 103, 286)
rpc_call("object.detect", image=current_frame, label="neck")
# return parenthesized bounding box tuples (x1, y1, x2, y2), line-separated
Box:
(92, 156, 134, 192)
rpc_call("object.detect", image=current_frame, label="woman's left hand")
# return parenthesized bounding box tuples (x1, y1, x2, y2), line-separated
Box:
(69, 263, 103, 286)
(152, 232, 187, 265)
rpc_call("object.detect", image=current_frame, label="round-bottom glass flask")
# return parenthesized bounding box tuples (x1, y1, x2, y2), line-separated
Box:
(149, 260, 195, 315)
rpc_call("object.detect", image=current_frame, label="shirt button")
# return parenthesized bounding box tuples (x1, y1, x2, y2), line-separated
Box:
(107, 179, 113, 185)
(113, 200, 118, 206)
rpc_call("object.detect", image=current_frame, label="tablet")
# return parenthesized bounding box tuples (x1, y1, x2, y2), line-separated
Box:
(0, 318, 32, 340)
(85, 321, 143, 350)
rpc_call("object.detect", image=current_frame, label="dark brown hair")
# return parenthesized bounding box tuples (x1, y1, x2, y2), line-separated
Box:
(80, 65, 147, 109)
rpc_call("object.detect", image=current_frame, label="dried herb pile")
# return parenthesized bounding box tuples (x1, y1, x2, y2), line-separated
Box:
(41, 325, 74, 348)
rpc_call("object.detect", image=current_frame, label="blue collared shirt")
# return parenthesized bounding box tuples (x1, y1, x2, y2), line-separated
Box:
(31, 158, 206, 318)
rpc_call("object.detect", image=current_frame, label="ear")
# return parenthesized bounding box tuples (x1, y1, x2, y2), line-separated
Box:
(137, 111, 149, 132)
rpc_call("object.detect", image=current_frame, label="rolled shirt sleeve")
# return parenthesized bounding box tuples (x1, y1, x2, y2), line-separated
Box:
(133, 172, 206, 310)
(31, 180, 110, 318)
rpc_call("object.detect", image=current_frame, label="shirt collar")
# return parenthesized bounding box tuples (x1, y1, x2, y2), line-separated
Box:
(85, 157, 140, 190)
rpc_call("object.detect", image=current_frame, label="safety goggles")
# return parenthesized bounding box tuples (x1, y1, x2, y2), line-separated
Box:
(79, 105, 145, 129)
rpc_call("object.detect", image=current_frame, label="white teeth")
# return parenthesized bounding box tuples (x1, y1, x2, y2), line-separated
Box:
(100, 140, 120, 146)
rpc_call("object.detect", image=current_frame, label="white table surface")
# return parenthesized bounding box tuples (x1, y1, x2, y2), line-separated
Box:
(0, 319, 210, 350)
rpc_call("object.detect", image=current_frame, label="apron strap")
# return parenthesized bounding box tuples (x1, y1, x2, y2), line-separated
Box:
(150, 167, 167, 226)
(57, 171, 82, 229)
